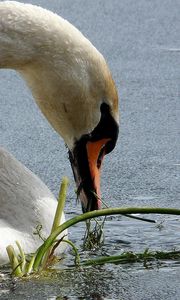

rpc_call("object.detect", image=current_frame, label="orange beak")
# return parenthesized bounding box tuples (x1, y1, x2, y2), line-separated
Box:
(69, 103, 119, 212)
(86, 138, 110, 209)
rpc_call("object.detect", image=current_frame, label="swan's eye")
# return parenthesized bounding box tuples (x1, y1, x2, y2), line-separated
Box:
(97, 145, 105, 169)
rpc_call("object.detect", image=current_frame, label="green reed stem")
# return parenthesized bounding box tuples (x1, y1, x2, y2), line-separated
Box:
(51, 177, 69, 233)
(33, 207, 180, 271)
(42, 177, 69, 269)
(6, 245, 22, 277)
(82, 249, 180, 266)
(62, 239, 80, 265)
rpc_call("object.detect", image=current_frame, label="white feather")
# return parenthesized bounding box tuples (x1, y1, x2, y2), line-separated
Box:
(0, 148, 67, 263)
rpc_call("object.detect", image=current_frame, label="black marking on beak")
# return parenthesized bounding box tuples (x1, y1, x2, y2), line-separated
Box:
(69, 102, 119, 212)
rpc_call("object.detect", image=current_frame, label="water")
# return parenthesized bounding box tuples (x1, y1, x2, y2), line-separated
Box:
(0, 0, 180, 299)
(0, 213, 180, 299)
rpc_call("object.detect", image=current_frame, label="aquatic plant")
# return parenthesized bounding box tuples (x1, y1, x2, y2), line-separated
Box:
(6, 177, 180, 277)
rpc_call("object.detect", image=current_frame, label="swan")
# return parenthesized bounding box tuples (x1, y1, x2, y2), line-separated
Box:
(0, 1, 119, 263)
(0, 147, 67, 263)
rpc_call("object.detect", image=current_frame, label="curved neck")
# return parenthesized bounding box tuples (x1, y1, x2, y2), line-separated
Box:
(0, 2, 115, 149)
(0, 2, 94, 70)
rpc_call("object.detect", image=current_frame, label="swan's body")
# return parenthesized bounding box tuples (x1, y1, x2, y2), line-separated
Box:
(0, 2, 119, 263)
(0, 147, 67, 263)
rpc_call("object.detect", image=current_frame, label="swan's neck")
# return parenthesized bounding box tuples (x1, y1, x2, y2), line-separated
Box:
(0, 2, 91, 68)
(0, 2, 118, 148)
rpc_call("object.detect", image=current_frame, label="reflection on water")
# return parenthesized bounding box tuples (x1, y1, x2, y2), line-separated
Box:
(0, 214, 179, 300)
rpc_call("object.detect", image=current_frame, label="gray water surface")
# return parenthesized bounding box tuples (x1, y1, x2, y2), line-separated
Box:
(0, 0, 180, 299)
(0, 215, 180, 299)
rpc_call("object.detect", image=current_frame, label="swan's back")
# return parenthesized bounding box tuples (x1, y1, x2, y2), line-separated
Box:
(0, 147, 59, 231)
(0, 148, 66, 263)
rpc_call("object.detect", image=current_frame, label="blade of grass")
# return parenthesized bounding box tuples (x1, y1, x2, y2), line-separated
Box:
(15, 241, 26, 273)
(62, 239, 80, 265)
(94, 192, 156, 223)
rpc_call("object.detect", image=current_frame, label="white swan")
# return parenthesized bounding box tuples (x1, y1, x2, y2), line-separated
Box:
(0, 1, 119, 263)
(0, 147, 67, 263)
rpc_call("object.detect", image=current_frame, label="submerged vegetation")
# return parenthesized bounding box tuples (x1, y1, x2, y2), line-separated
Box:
(5, 177, 180, 277)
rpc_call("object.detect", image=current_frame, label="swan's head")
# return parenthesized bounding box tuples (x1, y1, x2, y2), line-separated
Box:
(69, 99, 119, 212)
(59, 49, 119, 212)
